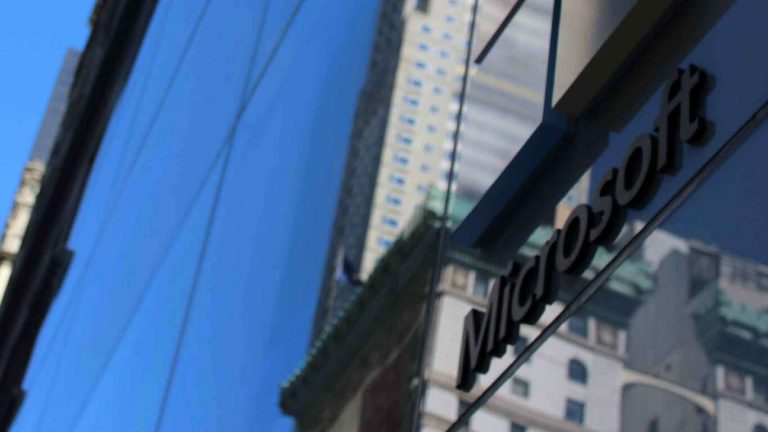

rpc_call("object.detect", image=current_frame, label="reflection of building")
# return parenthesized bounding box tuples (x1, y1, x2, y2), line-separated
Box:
(623, 227, 768, 432)
(314, 0, 475, 336)
(0, 49, 80, 300)
(282, 194, 655, 432)
(457, 0, 552, 200)
(425, 225, 651, 432)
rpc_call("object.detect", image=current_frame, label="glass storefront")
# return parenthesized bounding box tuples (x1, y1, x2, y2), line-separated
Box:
(436, 0, 768, 430)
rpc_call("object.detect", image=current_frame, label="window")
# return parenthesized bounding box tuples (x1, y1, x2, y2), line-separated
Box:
(433, 85, 445, 95)
(568, 314, 588, 339)
(420, 163, 431, 173)
(427, 124, 437, 133)
(724, 367, 746, 396)
(436, 67, 447, 76)
(568, 359, 588, 384)
(416, 0, 430, 13)
(388, 174, 405, 186)
(418, 42, 429, 52)
(403, 95, 419, 107)
(420, 24, 432, 34)
(472, 274, 488, 298)
(565, 399, 585, 425)
(384, 194, 402, 206)
(511, 424, 527, 432)
(381, 215, 399, 228)
(397, 134, 412, 145)
(442, 31, 453, 41)
(430, 105, 440, 114)
(511, 378, 529, 398)
(400, 115, 416, 126)
(439, 49, 450, 59)
(452, 266, 468, 289)
(414, 60, 426, 70)
(514, 336, 528, 356)
(596, 320, 619, 351)
(416, 184, 428, 194)
(407, 77, 422, 88)
(393, 153, 409, 166)
(754, 377, 768, 406)
(378, 238, 393, 248)
(423, 143, 434, 153)
(445, 15, 456, 23)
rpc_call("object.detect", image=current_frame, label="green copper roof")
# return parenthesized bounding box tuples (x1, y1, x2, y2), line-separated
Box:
(423, 189, 477, 228)
(713, 288, 768, 335)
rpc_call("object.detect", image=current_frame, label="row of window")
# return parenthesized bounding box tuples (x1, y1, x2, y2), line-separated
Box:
(402, 93, 460, 115)
(567, 313, 620, 352)
(398, 114, 442, 134)
(421, 24, 453, 42)
(414, 33, 457, 64)
(405, 76, 448, 96)
(457, 398, 585, 428)
(413, 59, 450, 76)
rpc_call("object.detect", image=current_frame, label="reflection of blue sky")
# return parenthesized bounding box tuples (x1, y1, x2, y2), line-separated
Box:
(662, 117, 768, 265)
(13, 1, 380, 431)
(588, 0, 768, 265)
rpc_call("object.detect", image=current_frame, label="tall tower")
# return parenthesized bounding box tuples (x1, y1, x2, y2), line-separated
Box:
(313, 0, 474, 337)
(0, 49, 81, 299)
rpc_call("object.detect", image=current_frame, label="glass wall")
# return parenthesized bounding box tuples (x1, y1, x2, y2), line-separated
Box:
(433, 0, 768, 430)
(12, 1, 382, 430)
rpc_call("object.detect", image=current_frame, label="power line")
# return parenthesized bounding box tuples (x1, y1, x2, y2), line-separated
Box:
(408, 0, 480, 430)
(65, 1, 273, 429)
(24, 0, 175, 392)
(151, 2, 307, 430)
(29, 2, 214, 430)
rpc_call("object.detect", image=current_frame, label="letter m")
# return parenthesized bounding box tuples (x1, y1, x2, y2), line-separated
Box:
(456, 309, 490, 391)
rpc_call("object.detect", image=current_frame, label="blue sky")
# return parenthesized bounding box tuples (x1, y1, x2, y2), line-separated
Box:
(7, 1, 381, 431)
(0, 1, 93, 225)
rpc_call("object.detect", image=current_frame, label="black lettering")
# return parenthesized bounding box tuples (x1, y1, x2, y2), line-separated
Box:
(512, 257, 538, 323)
(555, 205, 595, 275)
(484, 281, 508, 358)
(456, 310, 486, 391)
(497, 262, 520, 345)
(536, 229, 560, 305)
(589, 168, 624, 245)
(456, 63, 713, 393)
(616, 134, 658, 208)
(679, 65, 707, 145)
(656, 65, 709, 173)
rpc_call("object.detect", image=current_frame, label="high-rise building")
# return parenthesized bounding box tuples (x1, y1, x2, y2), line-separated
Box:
(313, 0, 561, 339)
(0, 49, 80, 300)
(314, 0, 478, 337)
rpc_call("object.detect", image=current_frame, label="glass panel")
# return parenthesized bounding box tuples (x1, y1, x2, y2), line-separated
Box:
(440, 2, 768, 429)
(449, 0, 553, 213)
(15, 1, 383, 430)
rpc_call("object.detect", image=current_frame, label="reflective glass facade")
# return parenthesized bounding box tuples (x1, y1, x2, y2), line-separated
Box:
(12, 1, 381, 430)
(7, 0, 768, 431)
